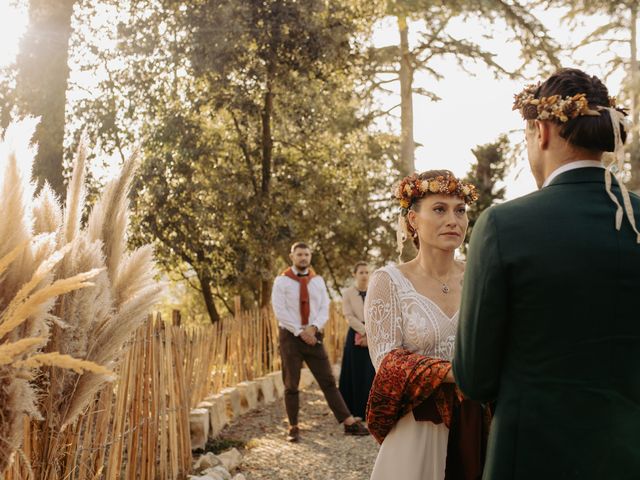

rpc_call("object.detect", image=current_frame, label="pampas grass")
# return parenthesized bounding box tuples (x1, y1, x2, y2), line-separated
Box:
(0, 122, 163, 477)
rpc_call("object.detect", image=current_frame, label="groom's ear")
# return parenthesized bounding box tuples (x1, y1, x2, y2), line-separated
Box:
(535, 120, 551, 150)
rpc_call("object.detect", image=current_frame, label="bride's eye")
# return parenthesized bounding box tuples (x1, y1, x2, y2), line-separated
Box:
(433, 207, 445, 213)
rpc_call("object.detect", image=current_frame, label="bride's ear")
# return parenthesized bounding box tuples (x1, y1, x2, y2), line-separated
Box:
(406, 209, 417, 231)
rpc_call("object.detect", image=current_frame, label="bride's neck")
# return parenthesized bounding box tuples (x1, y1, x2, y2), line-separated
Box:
(413, 246, 456, 278)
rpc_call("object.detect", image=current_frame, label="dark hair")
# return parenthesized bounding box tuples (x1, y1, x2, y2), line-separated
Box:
(352, 261, 368, 274)
(290, 242, 311, 253)
(535, 68, 627, 152)
(405, 169, 455, 249)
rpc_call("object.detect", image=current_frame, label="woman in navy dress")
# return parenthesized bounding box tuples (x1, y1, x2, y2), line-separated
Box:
(338, 261, 376, 419)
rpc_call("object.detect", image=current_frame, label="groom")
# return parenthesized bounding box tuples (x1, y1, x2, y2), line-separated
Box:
(454, 68, 640, 479)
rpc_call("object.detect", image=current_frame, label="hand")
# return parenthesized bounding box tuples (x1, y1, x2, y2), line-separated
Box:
(356, 335, 368, 347)
(299, 329, 317, 346)
(444, 368, 455, 383)
(303, 325, 318, 338)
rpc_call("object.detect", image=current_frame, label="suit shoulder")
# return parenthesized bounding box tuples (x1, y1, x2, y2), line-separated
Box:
(488, 190, 542, 214)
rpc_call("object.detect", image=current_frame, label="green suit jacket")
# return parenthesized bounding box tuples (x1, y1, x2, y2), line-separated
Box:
(454, 167, 640, 479)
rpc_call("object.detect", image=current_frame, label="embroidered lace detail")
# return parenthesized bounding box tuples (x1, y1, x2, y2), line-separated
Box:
(365, 265, 459, 370)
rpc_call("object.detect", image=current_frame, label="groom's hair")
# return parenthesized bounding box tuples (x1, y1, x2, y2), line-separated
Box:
(533, 68, 626, 152)
(290, 242, 311, 253)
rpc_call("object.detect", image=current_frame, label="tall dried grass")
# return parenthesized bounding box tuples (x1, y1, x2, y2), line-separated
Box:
(0, 121, 163, 477)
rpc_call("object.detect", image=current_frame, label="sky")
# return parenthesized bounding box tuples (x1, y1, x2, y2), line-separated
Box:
(0, 3, 630, 200)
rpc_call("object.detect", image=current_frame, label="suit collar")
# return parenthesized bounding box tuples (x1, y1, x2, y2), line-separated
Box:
(547, 167, 612, 187)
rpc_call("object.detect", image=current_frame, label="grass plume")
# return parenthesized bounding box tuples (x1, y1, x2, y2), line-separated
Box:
(0, 124, 162, 476)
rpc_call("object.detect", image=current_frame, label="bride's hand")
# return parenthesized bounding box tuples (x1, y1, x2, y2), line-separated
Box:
(444, 368, 455, 383)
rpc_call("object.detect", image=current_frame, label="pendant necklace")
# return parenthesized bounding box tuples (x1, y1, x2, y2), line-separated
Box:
(418, 265, 452, 294)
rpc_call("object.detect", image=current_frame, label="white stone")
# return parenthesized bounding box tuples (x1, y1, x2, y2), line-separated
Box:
(193, 452, 221, 472)
(236, 381, 259, 411)
(217, 448, 242, 472)
(188, 476, 213, 480)
(200, 469, 225, 480)
(197, 400, 214, 410)
(332, 363, 341, 379)
(267, 371, 285, 397)
(220, 387, 243, 419)
(233, 474, 247, 480)
(255, 375, 275, 404)
(206, 393, 229, 438)
(205, 466, 232, 480)
(189, 408, 210, 451)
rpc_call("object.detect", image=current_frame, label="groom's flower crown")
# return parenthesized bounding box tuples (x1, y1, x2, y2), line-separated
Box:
(395, 173, 479, 215)
(513, 83, 623, 123)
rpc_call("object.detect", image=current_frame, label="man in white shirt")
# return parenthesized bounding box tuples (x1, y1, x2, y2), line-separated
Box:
(271, 242, 369, 442)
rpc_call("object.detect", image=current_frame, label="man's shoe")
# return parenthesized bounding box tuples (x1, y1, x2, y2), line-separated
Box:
(344, 420, 369, 436)
(286, 426, 300, 442)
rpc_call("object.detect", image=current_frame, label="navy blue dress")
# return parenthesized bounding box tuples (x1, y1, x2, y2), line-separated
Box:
(338, 290, 376, 419)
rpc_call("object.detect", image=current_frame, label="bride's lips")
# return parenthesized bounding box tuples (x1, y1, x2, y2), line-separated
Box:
(441, 232, 460, 237)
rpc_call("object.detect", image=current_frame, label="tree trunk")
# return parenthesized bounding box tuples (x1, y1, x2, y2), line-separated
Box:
(261, 67, 274, 195)
(15, 0, 76, 199)
(198, 272, 221, 323)
(258, 63, 275, 308)
(628, 5, 640, 191)
(260, 277, 272, 308)
(398, 14, 415, 176)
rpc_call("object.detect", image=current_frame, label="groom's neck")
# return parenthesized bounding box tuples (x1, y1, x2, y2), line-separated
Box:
(540, 149, 602, 186)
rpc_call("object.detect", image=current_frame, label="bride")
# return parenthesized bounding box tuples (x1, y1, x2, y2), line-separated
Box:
(365, 170, 485, 480)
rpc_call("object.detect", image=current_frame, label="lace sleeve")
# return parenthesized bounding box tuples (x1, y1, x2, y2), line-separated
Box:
(364, 270, 404, 371)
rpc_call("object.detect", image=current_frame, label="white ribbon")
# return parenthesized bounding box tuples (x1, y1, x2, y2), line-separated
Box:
(603, 107, 640, 243)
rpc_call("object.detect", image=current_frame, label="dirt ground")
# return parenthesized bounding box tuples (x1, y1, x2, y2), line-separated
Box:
(217, 384, 379, 480)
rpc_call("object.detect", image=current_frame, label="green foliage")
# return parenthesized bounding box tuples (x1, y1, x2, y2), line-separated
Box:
(93, 0, 402, 321)
(464, 135, 510, 245)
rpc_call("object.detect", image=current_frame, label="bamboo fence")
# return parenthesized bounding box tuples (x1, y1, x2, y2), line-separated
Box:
(4, 302, 348, 480)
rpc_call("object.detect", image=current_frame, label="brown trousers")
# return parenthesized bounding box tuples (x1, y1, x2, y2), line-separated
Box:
(279, 328, 351, 425)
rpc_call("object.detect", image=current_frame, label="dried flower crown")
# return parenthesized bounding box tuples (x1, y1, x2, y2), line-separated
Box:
(395, 173, 479, 215)
(512, 83, 620, 122)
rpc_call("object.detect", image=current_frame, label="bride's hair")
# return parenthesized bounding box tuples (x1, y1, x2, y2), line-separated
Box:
(533, 68, 627, 152)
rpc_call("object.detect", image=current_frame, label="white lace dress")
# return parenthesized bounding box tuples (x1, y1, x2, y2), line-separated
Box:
(365, 265, 459, 480)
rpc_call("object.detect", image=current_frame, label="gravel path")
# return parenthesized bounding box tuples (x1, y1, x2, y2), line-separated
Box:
(217, 384, 380, 480)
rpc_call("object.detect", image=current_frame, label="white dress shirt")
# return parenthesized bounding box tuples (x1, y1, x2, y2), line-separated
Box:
(542, 160, 604, 188)
(271, 268, 330, 336)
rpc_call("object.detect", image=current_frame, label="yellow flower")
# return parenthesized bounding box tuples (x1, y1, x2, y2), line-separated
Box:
(400, 199, 410, 208)
(462, 186, 471, 196)
(404, 184, 412, 195)
(428, 180, 440, 193)
(418, 180, 429, 193)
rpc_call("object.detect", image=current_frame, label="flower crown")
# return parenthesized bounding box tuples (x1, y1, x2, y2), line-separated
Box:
(512, 83, 624, 122)
(395, 173, 479, 215)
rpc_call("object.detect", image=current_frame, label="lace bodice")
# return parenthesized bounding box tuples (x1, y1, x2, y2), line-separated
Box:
(365, 265, 459, 370)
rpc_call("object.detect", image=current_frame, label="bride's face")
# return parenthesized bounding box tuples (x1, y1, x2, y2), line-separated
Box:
(409, 194, 468, 251)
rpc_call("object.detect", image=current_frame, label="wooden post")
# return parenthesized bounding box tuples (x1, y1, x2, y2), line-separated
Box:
(172, 309, 181, 326)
